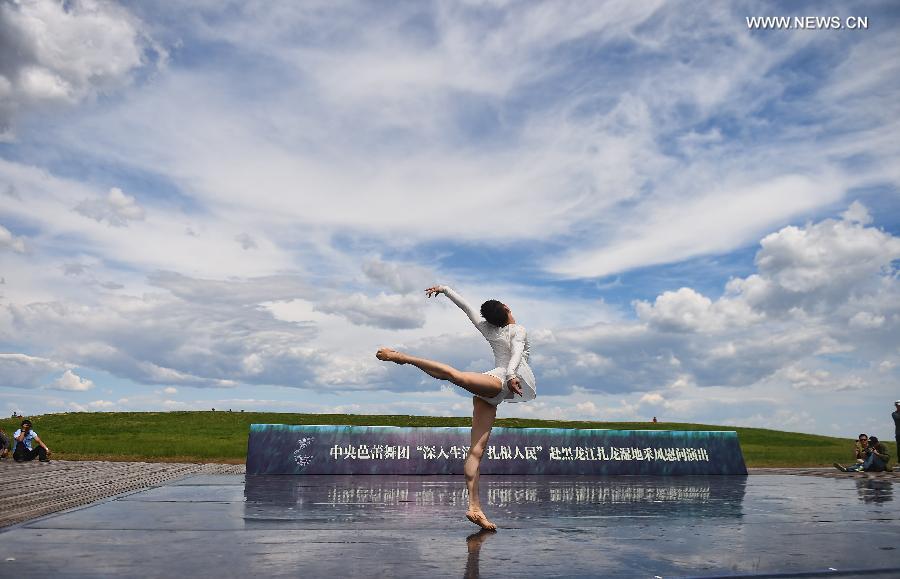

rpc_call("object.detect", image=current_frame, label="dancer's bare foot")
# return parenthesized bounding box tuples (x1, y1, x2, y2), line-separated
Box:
(465, 509, 497, 531)
(376, 348, 407, 364)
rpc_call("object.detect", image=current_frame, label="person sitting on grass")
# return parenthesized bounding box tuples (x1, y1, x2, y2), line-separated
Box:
(854, 433, 869, 464)
(13, 420, 52, 463)
(835, 436, 890, 472)
(0, 428, 9, 460)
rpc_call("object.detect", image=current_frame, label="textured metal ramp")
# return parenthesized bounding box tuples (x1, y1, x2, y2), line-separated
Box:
(0, 460, 244, 528)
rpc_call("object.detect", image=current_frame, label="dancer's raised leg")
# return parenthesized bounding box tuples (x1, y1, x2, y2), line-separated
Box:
(376, 348, 502, 399)
(465, 396, 497, 531)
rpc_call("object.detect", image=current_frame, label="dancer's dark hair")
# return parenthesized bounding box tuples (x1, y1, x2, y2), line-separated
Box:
(480, 300, 508, 327)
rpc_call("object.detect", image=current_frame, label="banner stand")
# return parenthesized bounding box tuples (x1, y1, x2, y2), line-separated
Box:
(246, 424, 748, 475)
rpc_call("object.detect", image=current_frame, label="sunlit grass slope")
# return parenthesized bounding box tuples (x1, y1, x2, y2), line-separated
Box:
(1, 412, 892, 467)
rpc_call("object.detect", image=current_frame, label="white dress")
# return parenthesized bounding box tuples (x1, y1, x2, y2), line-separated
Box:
(441, 286, 536, 406)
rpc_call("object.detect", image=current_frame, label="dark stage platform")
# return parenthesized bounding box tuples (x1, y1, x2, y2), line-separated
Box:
(1, 474, 898, 578)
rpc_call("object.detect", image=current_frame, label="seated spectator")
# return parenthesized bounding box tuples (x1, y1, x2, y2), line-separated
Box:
(12, 419, 52, 463)
(0, 428, 9, 460)
(854, 434, 869, 464)
(835, 436, 890, 472)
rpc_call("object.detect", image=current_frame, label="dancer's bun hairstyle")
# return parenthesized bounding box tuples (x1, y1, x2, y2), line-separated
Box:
(480, 300, 509, 327)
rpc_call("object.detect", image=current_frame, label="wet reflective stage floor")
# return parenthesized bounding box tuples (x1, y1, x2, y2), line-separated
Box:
(1, 474, 898, 578)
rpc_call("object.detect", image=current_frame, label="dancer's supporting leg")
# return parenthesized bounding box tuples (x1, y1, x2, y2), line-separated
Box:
(465, 396, 497, 531)
(376, 348, 503, 399)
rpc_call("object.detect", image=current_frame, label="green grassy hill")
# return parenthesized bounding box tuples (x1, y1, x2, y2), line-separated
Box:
(1, 411, 892, 468)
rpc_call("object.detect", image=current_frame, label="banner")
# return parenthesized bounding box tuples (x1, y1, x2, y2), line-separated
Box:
(246, 425, 747, 475)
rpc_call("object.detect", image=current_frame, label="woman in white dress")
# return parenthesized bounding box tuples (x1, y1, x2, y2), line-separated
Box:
(376, 285, 536, 531)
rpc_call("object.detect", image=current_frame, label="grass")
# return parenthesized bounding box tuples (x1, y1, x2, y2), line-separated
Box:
(1, 411, 894, 468)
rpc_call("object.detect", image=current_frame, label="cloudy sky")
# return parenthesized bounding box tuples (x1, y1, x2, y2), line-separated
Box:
(1, 0, 898, 438)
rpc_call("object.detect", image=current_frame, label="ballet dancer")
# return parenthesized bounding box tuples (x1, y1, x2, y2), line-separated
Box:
(376, 285, 536, 531)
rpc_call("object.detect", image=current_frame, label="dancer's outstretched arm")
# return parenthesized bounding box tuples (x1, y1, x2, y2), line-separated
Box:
(426, 285, 482, 327)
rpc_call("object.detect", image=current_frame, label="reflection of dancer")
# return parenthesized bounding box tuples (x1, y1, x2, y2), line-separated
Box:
(377, 285, 536, 531)
(464, 529, 495, 579)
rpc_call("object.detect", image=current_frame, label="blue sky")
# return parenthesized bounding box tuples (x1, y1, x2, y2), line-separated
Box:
(0, 0, 898, 438)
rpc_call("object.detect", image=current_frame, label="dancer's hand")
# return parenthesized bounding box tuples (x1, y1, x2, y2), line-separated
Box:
(424, 286, 444, 298)
(507, 377, 522, 396)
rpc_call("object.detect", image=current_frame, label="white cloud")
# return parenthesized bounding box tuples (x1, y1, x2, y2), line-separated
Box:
(752, 214, 900, 296)
(0, 158, 301, 279)
(849, 312, 885, 329)
(35, 0, 891, 275)
(76, 187, 146, 227)
(235, 233, 257, 250)
(668, 375, 694, 390)
(315, 292, 426, 330)
(0, 271, 397, 391)
(0, 353, 64, 388)
(0, 224, 26, 253)
(635, 287, 762, 333)
(779, 365, 865, 393)
(535, 204, 899, 409)
(841, 200, 873, 225)
(0, 0, 158, 133)
(572, 351, 612, 370)
(639, 393, 664, 405)
(162, 386, 178, 395)
(47, 369, 94, 391)
(363, 259, 431, 294)
(550, 174, 846, 278)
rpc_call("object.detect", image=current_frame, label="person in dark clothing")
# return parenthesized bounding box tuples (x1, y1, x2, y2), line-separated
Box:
(12, 419, 51, 462)
(853, 433, 869, 464)
(893, 401, 900, 458)
(0, 428, 9, 460)
(836, 436, 890, 472)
